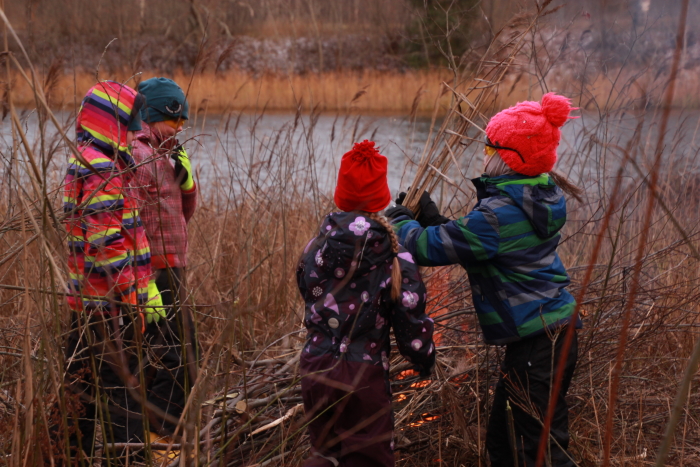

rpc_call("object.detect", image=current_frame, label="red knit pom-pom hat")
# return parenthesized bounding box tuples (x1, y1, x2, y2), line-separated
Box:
(485, 93, 577, 176)
(334, 140, 391, 213)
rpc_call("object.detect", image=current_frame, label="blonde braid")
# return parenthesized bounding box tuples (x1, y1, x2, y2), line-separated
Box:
(369, 212, 403, 301)
(548, 170, 584, 203)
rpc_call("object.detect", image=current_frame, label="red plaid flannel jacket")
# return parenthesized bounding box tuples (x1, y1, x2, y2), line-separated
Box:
(131, 123, 197, 269)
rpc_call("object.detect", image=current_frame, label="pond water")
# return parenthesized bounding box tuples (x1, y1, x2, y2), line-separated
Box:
(3, 108, 700, 200)
(170, 109, 700, 198)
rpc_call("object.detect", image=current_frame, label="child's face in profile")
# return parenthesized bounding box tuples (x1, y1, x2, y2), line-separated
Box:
(151, 119, 183, 147)
(483, 144, 497, 171)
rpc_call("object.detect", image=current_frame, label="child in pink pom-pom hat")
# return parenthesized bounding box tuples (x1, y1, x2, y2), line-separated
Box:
(483, 92, 578, 176)
(387, 93, 582, 467)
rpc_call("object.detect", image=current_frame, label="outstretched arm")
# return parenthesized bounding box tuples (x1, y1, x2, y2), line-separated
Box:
(392, 207, 500, 267)
(386, 190, 499, 267)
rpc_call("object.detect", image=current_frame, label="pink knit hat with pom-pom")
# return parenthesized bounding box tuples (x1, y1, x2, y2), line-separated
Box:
(484, 93, 576, 176)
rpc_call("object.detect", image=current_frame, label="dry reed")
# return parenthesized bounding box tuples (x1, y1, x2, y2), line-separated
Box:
(7, 65, 700, 117)
(2, 2, 700, 467)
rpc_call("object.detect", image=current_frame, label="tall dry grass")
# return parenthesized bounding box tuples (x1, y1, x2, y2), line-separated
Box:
(8, 63, 700, 117)
(2, 2, 700, 466)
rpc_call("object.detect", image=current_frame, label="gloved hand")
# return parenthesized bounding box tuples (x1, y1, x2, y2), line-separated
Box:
(396, 191, 408, 206)
(416, 191, 450, 227)
(414, 347, 436, 380)
(144, 280, 166, 324)
(385, 191, 415, 220)
(385, 205, 414, 220)
(415, 361, 435, 380)
(171, 145, 195, 191)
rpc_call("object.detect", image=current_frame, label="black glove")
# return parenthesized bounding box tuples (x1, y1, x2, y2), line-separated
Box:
(416, 191, 450, 227)
(385, 191, 415, 220)
(413, 347, 436, 380)
(396, 191, 407, 206)
(385, 205, 414, 220)
(415, 357, 435, 380)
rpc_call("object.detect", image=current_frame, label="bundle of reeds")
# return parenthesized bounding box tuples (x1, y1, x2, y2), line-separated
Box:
(402, 3, 559, 212)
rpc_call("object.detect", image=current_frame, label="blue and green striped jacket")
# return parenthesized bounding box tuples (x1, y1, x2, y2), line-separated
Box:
(394, 174, 579, 345)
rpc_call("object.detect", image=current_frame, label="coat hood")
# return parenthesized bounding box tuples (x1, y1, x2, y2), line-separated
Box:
(302, 212, 393, 279)
(76, 81, 142, 169)
(298, 211, 434, 370)
(473, 173, 567, 238)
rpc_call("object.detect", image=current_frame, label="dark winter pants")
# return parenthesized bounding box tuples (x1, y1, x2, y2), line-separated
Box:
(301, 354, 394, 467)
(62, 309, 145, 466)
(487, 330, 578, 467)
(144, 267, 199, 436)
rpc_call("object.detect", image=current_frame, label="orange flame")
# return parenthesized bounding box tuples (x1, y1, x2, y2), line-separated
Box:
(406, 412, 441, 427)
(410, 380, 430, 388)
(396, 369, 419, 380)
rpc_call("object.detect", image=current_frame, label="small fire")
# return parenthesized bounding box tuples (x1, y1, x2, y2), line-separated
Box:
(410, 380, 430, 388)
(406, 412, 441, 428)
(396, 369, 418, 379)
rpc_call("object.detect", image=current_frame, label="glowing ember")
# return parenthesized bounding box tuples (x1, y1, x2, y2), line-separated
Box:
(410, 380, 430, 388)
(395, 394, 408, 402)
(396, 369, 419, 380)
(406, 412, 441, 428)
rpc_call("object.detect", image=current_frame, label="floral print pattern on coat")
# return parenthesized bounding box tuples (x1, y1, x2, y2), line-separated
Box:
(297, 212, 435, 373)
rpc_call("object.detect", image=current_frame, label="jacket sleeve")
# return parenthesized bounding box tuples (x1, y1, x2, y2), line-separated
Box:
(389, 247, 435, 372)
(63, 160, 86, 295)
(393, 206, 501, 267)
(181, 182, 197, 223)
(81, 166, 135, 301)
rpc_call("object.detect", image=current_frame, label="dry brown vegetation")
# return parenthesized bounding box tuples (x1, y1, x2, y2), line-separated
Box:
(9, 65, 700, 115)
(4, 0, 698, 113)
(2, 1, 700, 466)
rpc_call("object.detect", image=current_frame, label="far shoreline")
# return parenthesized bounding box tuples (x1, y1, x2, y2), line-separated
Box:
(7, 67, 700, 115)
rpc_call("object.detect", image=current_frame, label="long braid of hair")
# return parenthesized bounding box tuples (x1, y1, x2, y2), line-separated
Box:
(548, 170, 584, 204)
(369, 212, 403, 301)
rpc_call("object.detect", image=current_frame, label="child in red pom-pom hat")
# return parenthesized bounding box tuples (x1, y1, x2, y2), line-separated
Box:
(388, 94, 582, 467)
(297, 140, 435, 467)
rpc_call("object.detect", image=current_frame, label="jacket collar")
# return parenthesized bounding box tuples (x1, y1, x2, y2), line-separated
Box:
(471, 173, 550, 200)
(135, 122, 172, 154)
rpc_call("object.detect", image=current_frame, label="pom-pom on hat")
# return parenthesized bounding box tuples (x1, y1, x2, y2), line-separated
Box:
(485, 93, 577, 176)
(334, 140, 391, 213)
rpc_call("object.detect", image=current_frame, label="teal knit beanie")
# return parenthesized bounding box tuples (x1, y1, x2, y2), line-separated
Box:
(138, 77, 189, 123)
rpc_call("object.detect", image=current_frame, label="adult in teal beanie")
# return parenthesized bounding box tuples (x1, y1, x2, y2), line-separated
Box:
(138, 77, 189, 123)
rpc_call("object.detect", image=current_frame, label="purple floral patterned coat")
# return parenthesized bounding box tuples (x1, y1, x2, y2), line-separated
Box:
(297, 212, 435, 374)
